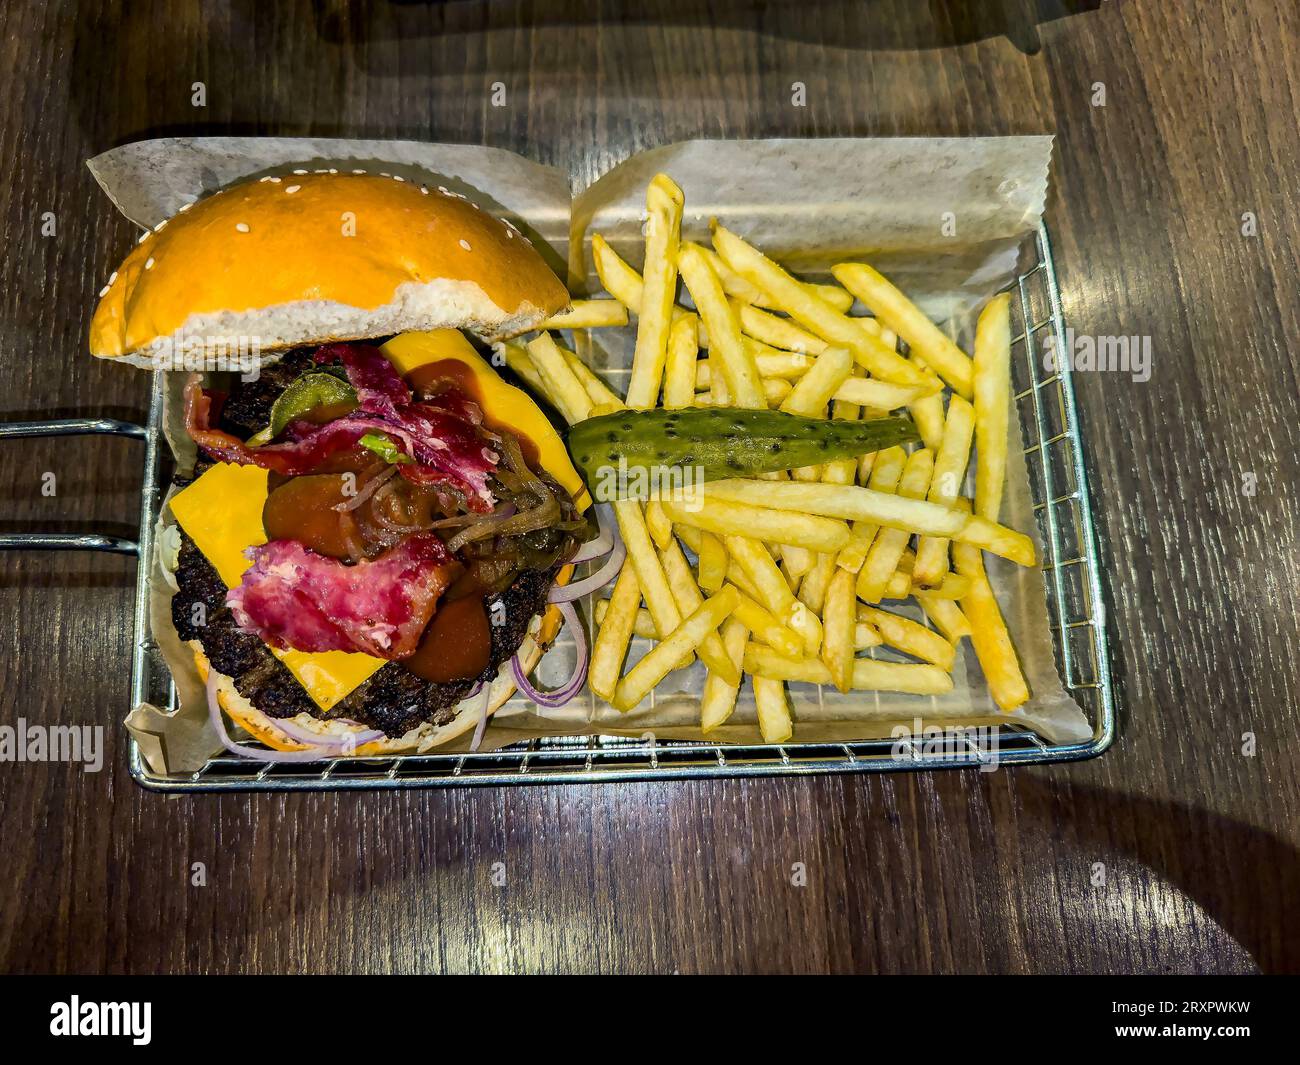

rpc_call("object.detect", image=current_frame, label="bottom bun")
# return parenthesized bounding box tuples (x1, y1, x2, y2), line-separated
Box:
(195, 601, 566, 756)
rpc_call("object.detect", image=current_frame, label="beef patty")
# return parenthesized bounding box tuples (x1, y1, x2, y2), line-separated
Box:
(170, 347, 565, 737)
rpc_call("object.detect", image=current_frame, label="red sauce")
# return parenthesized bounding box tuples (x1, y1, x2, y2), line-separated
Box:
(263, 474, 357, 559)
(404, 594, 491, 682)
(405, 359, 542, 469)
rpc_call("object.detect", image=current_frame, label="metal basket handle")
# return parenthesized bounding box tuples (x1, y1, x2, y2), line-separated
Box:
(0, 417, 150, 555)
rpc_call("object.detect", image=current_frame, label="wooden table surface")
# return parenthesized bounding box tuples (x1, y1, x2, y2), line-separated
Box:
(1, 0, 1296, 975)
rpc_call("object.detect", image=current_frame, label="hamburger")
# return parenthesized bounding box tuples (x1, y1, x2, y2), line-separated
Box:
(91, 170, 609, 758)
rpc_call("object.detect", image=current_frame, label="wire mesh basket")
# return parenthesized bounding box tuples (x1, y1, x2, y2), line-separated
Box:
(0, 223, 1114, 791)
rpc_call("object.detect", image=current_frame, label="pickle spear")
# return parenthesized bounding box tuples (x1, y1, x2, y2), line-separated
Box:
(567, 407, 920, 494)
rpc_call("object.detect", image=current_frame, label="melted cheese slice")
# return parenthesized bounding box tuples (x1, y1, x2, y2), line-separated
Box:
(169, 329, 582, 710)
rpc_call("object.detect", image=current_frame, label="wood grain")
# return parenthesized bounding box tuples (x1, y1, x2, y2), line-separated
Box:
(0, 0, 1296, 974)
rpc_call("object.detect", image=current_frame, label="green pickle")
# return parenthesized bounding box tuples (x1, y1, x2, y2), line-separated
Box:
(246, 372, 358, 445)
(567, 407, 920, 498)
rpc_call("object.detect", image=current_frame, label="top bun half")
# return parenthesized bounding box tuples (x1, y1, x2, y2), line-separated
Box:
(89, 172, 569, 367)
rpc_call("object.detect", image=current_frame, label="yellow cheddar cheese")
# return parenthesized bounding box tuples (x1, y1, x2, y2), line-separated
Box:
(169, 329, 579, 710)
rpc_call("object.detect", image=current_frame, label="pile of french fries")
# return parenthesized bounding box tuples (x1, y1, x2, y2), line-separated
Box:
(502, 173, 1033, 742)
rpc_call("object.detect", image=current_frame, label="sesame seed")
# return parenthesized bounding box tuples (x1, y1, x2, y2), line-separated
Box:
(459, 239, 471, 251)
(314, 168, 328, 174)
(108, 271, 117, 283)
(154, 220, 167, 232)
(267, 176, 282, 184)
(145, 257, 155, 269)
(286, 185, 300, 194)
(292, 169, 307, 175)
(98, 285, 109, 297)
(137, 232, 150, 244)
(178, 202, 192, 212)
(419, 186, 429, 195)
(259, 176, 273, 182)
(235, 222, 250, 233)
(328, 168, 338, 174)
(352, 169, 366, 174)
(379, 171, 390, 178)
(505, 228, 514, 239)
(437, 186, 450, 195)
(392, 174, 404, 182)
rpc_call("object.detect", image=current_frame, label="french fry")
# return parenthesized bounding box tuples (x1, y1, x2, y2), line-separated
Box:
(700, 243, 854, 313)
(834, 376, 938, 411)
(752, 675, 793, 743)
(701, 617, 749, 732)
(835, 444, 906, 574)
(678, 243, 766, 409)
(855, 621, 884, 651)
(694, 351, 815, 388)
(858, 605, 956, 671)
(624, 175, 685, 408)
(526, 333, 593, 423)
(561, 349, 626, 410)
(700, 477, 1034, 564)
(591, 235, 708, 345)
(953, 541, 1029, 711)
(857, 448, 936, 603)
(723, 534, 801, 626)
(913, 571, 972, 600)
(779, 346, 853, 417)
(663, 312, 700, 409)
(662, 497, 850, 554)
(915, 593, 972, 644)
(973, 292, 1012, 522)
(777, 541, 815, 578)
(832, 262, 975, 398)
(821, 569, 857, 692)
(692, 377, 791, 407)
(913, 395, 975, 587)
(697, 531, 727, 592)
(797, 552, 837, 615)
(613, 499, 682, 639)
(499, 340, 548, 397)
(540, 299, 629, 331)
(727, 585, 804, 658)
(908, 365, 947, 452)
(733, 302, 829, 355)
(714, 224, 927, 387)
(701, 477, 966, 537)
(644, 499, 673, 549)
(595, 596, 657, 640)
(743, 646, 954, 695)
(588, 560, 641, 701)
(659, 540, 741, 684)
(612, 586, 740, 711)
(956, 514, 1036, 568)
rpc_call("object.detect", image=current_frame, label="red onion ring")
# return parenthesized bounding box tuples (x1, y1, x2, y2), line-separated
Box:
(548, 530, 625, 603)
(271, 716, 385, 751)
(570, 503, 615, 564)
(206, 669, 342, 763)
(510, 600, 588, 708)
(334, 464, 398, 513)
(468, 681, 493, 752)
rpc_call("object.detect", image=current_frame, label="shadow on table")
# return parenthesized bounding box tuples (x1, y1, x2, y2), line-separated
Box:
(1013, 775, 1297, 973)
(315, 0, 1105, 57)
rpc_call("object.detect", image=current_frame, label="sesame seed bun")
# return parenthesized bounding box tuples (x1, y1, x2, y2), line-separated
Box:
(90, 172, 569, 368)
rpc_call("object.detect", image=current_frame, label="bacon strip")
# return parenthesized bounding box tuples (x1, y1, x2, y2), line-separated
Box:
(184, 358, 498, 511)
(226, 534, 460, 659)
